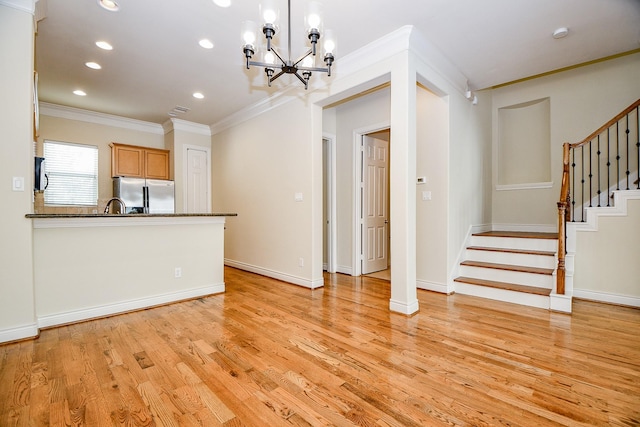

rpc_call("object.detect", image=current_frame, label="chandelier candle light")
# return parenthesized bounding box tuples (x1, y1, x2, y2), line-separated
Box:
(242, 0, 336, 89)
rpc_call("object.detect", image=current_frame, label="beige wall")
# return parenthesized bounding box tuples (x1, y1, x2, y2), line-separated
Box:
(491, 52, 640, 227)
(334, 87, 391, 273)
(0, 4, 37, 342)
(212, 98, 318, 286)
(33, 219, 225, 326)
(574, 198, 640, 301)
(37, 114, 165, 211)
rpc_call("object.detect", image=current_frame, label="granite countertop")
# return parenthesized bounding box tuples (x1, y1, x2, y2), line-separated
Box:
(26, 213, 237, 218)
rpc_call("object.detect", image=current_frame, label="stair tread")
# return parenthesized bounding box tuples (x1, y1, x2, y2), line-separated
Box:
(460, 260, 554, 275)
(473, 231, 558, 239)
(454, 276, 552, 296)
(467, 246, 556, 256)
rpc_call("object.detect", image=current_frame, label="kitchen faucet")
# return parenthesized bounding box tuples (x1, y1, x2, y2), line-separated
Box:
(104, 197, 126, 214)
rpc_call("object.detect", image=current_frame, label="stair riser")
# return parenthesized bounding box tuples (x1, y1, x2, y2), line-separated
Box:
(464, 250, 556, 269)
(455, 282, 550, 309)
(459, 265, 553, 288)
(470, 236, 557, 252)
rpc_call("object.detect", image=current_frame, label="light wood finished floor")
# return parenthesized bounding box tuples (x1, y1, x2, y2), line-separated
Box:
(1, 267, 639, 426)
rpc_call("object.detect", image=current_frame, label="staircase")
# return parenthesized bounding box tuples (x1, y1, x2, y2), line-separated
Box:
(454, 231, 558, 310)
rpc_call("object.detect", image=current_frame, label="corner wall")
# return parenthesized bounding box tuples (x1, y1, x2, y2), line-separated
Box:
(0, 3, 37, 342)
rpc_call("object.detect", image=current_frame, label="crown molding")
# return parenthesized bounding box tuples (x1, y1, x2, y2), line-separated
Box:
(0, 0, 35, 13)
(39, 102, 164, 135)
(162, 118, 212, 136)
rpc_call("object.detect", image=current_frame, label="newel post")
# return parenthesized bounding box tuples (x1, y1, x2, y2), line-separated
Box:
(556, 142, 571, 296)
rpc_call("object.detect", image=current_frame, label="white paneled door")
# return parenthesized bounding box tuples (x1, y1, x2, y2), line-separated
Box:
(186, 147, 209, 213)
(362, 135, 389, 274)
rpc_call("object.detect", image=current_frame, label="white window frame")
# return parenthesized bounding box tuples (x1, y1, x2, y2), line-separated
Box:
(43, 140, 99, 206)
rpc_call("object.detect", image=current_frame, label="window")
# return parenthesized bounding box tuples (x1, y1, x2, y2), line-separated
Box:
(43, 140, 98, 206)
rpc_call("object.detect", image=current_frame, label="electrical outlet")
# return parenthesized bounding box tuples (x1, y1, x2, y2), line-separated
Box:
(299, 257, 304, 267)
(175, 267, 182, 278)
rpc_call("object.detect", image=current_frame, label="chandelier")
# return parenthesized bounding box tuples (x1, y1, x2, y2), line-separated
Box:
(242, 0, 336, 90)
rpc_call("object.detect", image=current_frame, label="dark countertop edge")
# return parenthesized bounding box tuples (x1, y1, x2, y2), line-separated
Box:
(26, 213, 237, 219)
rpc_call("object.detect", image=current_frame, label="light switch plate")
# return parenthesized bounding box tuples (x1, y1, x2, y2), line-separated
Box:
(294, 192, 303, 202)
(12, 177, 25, 192)
(422, 191, 432, 201)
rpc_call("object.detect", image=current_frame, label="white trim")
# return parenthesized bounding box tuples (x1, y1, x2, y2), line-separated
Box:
(450, 223, 491, 287)
(352, 122, 391, 277)
(37, 283, 225, 329)
(31, 215, 226, 229)
(0, 0, 34, 13)
(416, 279, 449, 294)
(389, 298, 419, 315)
(336, 265, 353, 275)
(496, 182, 553, 191)
(39, 102, 164, 135)
(323, 133, 337, 273)
(182, 144, 212, 213)
(225, 259, 324, 289)
(571, 190, 640, 232)
(550, 293, 573, 313)
(0, 322, 38, 344)
(573, 289, 640, 308)
(164, 118, 212, 136)
(490, 223, 557, 233)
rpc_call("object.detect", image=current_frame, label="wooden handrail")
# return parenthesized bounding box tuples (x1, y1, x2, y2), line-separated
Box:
(556, 98, 640, 296)
(569, 99, 640, 149)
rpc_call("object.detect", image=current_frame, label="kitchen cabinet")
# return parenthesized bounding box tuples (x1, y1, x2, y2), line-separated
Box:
(111, 143, 170, 179)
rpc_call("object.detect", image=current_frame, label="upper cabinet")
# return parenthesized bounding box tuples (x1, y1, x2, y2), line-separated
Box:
(111, 143, 170, 180)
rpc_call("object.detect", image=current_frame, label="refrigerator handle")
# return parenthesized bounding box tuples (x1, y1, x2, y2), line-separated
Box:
(143, 186, 149, 214)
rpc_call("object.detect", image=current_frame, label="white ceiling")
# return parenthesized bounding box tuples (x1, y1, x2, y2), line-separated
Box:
(34, 0, 640, 126)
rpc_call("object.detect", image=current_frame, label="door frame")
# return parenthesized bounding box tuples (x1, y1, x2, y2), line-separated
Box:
(323, 134, 337, 273)
(352, 122, 390, 277)
(182, 144, 211, 213)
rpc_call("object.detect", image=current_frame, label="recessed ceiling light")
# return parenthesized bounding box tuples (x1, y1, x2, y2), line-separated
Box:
(213, 0, 231, 7)
(73, 90, 87, 96)
(553, 27, 569, 39)
(96, 41, 113, 50)
(199, 39, 214, 49)
(98, 0, 119, 12)
(85, 62, 102, 70)
(193, 92, 205, 99)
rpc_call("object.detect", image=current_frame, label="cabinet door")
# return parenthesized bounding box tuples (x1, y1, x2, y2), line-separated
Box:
(145, 149, 170, 180)
(112, 144, 144, 177)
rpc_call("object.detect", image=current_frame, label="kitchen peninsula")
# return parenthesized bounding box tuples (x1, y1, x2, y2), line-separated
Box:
(26, 213, 236, 329)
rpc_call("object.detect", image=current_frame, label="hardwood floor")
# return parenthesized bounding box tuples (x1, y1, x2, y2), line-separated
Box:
(1, 267, 639, 426)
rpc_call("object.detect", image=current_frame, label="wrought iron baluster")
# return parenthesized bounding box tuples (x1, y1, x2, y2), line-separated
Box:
(607, 127, 611, 206)
(626, 114, 630, 190)
(571, 148, 576, 221)
(597, 135, 601, 207)
(581, 145, 585, 222)
(589, 141, 593, 208)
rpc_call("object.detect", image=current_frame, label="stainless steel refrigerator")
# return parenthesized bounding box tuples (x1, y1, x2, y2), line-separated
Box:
(113, 177, 175, 214)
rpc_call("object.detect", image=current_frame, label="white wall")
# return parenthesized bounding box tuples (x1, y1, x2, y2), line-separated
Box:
(416, 86, 450, 288)
(211, 98, 320, 288)
(573, 196, 640, 305)
(33, 218, 225, 327)
(491, 52, 640, 227)
(334, 87, 391, 274)
(0, 3, 38, 342)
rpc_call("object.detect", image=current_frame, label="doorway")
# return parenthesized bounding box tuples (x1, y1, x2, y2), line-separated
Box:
(361, 129, 391, 277)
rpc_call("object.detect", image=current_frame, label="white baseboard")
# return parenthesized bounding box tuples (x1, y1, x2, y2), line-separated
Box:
(389, 298, 419, 315)
(573, 289, 640, 308)
(0, 322, 39, 344)
(37, 283, 225, 329)
(336, 265, 353, 276)
(225, 259, 324, 289)
(550, 293, 573, 313)
(417, 279, 449, 294)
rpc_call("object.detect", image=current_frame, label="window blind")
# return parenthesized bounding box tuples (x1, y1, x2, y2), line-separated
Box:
(44, 140, 98, 206)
